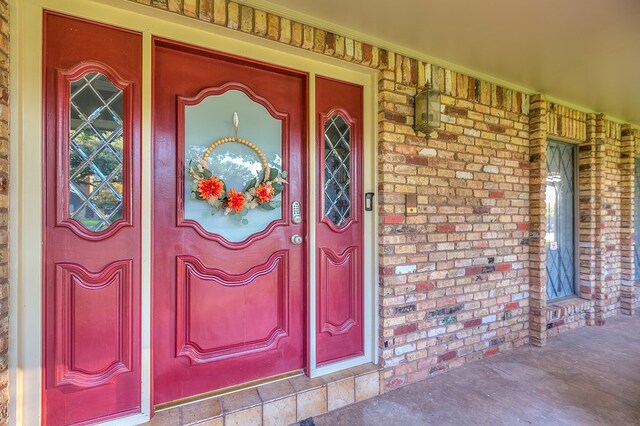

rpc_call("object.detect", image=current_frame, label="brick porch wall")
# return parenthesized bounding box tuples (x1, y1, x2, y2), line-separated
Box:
(377, 59, 530, 388)
(123, 0, 638, 394)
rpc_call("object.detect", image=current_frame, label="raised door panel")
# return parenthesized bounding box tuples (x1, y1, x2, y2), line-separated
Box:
(315, 76, 364, 366)
(54, 261, 132, 388)
(319, 247, 358, 335)
(176, 253, 289, 364)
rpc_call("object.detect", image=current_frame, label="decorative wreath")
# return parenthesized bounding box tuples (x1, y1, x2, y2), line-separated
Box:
(189, 137, 287, 225)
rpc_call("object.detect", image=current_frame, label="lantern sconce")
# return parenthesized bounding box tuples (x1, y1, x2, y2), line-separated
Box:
(414, 83, 441, 133)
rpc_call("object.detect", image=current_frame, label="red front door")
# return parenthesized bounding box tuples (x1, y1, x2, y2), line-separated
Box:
(152, 39, 307, 404)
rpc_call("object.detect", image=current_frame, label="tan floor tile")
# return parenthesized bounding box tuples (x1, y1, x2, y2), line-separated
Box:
(196, 418, 224, 426)
(327, 378, 354, 411)
(289, 375, 326, 392)
(352, 363, 381, 376)
(257, 379, 296, 402)
(225, 405, 262, 426)
(145, 408, 181, 426)
(320, 369, 354, 384)
(263, 395, 296, 426)
(296, 387, 327, 421)
(221, 388, 261, 413)
(181, 397, 223, 424)
(355, 371, 380, 402)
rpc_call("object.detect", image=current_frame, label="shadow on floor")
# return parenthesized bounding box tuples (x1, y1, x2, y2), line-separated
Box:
(312, 312, 640, 426)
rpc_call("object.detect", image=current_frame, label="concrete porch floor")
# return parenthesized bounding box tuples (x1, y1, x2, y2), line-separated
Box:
(312, 312, 640, 426)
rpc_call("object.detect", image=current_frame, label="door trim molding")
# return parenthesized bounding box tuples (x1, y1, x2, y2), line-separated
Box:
(11, 0, 378, 424)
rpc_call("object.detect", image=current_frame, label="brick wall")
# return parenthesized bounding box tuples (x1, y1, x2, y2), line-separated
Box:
(0, 0, 7, 423)
(377, 60, 530, 389)
(125, 0, 639, 393)
(531, 102, 632, 339)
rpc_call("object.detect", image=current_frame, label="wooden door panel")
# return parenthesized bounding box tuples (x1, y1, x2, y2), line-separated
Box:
(176, 253, 289, 364)
(43, 12, 142, 425)
(319, 247, 358, 335)
(55, 261, 132, 388)
(153, 39, 306, 404)
(315, 77, 364, 366)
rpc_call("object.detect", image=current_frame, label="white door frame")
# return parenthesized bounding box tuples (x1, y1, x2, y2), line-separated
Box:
(10, 0, 378, 424)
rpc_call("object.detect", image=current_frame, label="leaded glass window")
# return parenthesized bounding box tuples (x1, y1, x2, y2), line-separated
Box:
(323, 114, 351, 226)
(545, 141, 577, 300)
(69, 72, 124, 232)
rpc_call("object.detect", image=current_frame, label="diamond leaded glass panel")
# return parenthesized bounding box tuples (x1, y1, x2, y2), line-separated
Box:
(545, 141, 576, 300)
(69, 72, 124, 232)
(324, 114, 351, 226)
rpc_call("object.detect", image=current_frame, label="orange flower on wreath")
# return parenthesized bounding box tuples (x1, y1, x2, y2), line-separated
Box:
(255, 182, 275, 203)
(197, 176, 224, 200)
(227, 188, 246, 213)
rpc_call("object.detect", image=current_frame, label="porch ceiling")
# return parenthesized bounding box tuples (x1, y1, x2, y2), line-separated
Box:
(246, 0, 640, 126)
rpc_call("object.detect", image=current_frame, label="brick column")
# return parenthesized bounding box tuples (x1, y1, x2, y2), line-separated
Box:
(620, 124, 635, 315)
(592, 114, 608, 325)
(636, 130, 640, 311)
(601, 121, 623, 318)
(528, 94, 548, 347)
(579, 114, 599, 324)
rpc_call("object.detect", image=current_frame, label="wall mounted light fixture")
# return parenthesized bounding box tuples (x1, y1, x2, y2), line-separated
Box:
(414, 83, 441, 133)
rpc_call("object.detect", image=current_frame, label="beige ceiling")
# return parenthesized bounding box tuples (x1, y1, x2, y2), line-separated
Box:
(245, 0, 640, 126)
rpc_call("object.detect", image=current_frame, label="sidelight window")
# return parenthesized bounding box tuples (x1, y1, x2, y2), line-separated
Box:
(545, 140, 577, 300)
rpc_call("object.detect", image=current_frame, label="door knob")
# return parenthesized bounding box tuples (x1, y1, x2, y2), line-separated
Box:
(291, 234, 303, 245)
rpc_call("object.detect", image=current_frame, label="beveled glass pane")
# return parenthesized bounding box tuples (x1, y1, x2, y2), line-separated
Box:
(69, 72, 124, 232)
(324, 114, 351, 226)
(545, 141, 576, 300)
(184, 90, 283, 242)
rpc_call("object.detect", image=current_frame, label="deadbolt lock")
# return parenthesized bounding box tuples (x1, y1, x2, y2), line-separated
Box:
(291, 201, 302, 224)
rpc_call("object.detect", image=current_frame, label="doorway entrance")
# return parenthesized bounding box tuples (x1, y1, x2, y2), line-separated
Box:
(30, 6, 375, 425)
(152, 39, 308, 404)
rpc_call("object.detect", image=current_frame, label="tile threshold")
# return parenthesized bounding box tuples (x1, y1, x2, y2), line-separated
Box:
(146, 363, 382, 426)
